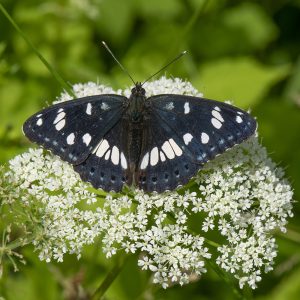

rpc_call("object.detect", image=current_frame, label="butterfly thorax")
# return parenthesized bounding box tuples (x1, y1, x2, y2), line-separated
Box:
(127, 83, 147, 123)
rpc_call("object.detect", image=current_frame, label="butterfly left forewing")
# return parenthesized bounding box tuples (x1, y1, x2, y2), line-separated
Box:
(23, 95, 127, 164)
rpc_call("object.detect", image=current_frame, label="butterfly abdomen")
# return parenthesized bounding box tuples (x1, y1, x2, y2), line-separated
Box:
(126, 122, 144, 171)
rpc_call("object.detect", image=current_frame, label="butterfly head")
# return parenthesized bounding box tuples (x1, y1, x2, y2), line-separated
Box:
(131, 83, 146, 97)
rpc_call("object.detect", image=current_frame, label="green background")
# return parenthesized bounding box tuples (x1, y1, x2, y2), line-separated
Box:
(0, 0, 300, 299)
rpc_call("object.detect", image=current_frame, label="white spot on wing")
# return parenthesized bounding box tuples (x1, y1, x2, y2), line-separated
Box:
(120, 152, 127, 169)
(160, 151, 166, 162)
(53, 111, 66, 124)
(212, 110, 224, 122)
(214, 106, 221, 111)
(86, 103, 92, 115)
(67, 133, 75, 145)
(55, 119, 66, 131)
(184, 102, 190, 114)
(165, 102, 174, 110)
(169, 138, 182, 156)
(183, 133, 193, 145)
(101, 102, 110, 110)
(211, 118, 222, 129)
(236, 115, 243, 123)
(36, 118, 43, 126)
(201, 132, 209, 144)
(111, 146, 120, 165)
(141, 152, 149, 169)
(162, 141, 175, 159)
(150, 147, 159, 166)
(82, 133, 91, 146)
(95, 139, 109, 158)
(58, 108, 64, 113)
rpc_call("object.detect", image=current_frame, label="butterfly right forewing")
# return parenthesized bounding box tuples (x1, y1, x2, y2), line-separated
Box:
(149, 94, 257, 163)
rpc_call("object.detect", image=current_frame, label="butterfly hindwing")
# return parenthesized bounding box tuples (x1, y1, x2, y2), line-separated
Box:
(74, 118, 131, 192)
(135, 112, 201, 192)
(23, 95, 127, 165)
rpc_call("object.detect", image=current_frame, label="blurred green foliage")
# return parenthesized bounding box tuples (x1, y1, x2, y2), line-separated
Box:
(0, 0, 300, 299)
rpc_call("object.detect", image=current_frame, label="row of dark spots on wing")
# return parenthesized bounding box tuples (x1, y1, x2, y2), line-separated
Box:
(80, 161, 128, 186)
(28, 122, 71, 160)
(138, 162, 191, 192)
(28, 121, 75, 161)
(99, 171, 128, 184)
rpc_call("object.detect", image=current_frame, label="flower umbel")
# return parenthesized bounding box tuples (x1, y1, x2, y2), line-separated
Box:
(3, 77, 293, 289)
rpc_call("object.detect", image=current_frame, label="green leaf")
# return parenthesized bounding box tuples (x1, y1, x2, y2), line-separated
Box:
(3, 255, 62, 300)
(190, 2, 278, 58)
(195, 57, 290, 107)
(137, 0, 183, 19)
(284, 57, 300, 105)
(223, 2, 279, 51)
(259, 267, 300, 300)
(96, 0, 134, 43)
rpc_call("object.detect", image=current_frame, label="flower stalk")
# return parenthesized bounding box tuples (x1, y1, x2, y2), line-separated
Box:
(91, 255, 129, 300)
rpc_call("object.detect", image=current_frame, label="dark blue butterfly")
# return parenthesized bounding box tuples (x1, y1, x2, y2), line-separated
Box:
(23, 82, 257, 193)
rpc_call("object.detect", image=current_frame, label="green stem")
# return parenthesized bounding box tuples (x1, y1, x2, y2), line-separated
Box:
(276, 227, 300, 244)
(168, 0, 209, 58)
(207, 260, 243, 299)
(181, 0, 210, 39)
(91, 255, 128, 300)
(0, 3, 76, 98)
(6, 236, 33, 250)
(242, 285, 253, 300)
(204, 238, 220, 248)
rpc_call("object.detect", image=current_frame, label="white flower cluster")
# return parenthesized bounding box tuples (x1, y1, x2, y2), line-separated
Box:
(6, 77, 293, 289)
(196, 136, 293, 288)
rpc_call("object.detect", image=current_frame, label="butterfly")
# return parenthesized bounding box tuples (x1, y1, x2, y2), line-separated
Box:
(23, 81, 257, 193)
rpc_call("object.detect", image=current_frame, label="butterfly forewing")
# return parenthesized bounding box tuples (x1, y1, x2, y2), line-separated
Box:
(23, 95, 127, 165)
(149, 94, 257, 163)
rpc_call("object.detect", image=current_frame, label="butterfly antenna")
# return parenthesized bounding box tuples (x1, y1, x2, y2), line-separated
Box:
(142, 50, 187, 86)
(101, 41, 136, 85)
